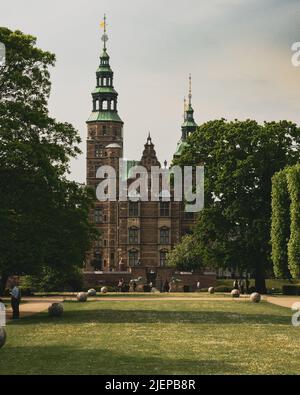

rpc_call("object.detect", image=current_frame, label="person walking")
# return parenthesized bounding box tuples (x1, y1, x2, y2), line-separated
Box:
(10, 280, 21, 320)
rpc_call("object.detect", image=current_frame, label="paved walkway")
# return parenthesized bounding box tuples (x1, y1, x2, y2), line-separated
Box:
(4, 294, 299, 321)
(5, 297, 63, 320)
(266, 296, 300, 309)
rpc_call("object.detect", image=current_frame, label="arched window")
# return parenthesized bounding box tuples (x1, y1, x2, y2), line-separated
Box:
(128, 227, 139, 244)
(93, 252, 102, 271)
(128, 249, 139, 266)
(160, 227, 170, 244)
(160, 250, 168, 267)
(102, 100, 108, 110)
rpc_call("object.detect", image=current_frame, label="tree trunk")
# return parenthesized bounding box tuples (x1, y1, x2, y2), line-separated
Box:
(0, 272, 9, 296)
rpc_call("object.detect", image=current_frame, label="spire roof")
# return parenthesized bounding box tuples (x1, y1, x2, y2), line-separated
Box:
(87, 15, 123, 124)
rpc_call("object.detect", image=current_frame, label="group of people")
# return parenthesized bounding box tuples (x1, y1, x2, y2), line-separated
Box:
(117, 278, 171, 292)
(233, 278, 250, 294)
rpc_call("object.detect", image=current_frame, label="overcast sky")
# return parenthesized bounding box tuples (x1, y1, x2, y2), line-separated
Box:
(2, 0, 300, 182)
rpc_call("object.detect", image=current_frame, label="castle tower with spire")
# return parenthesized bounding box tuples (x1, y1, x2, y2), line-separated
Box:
(174, 74, 198, 157)
(84, 19, 215, 290)
(86, 15, 123, 271)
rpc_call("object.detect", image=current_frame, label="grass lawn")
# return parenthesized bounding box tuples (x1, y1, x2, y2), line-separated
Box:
(0, 298, 299, 375)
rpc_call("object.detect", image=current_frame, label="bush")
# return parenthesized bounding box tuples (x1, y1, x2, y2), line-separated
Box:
(21, 266, 83, 293)
(282, 285, 300, 295)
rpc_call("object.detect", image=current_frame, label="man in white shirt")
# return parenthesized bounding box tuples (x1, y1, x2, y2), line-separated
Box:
(10, 279, 21, 319)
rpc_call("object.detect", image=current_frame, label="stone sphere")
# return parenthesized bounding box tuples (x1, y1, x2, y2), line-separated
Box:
(76, 292, 88, 302)
(48, 303, 63, 317)
(101, 287, 108, 294)
(0, 327, 6, 348)
(208, 287, 215, 294)
(250, 292, 261, 303)
(87, 288, 97, 297)
(231, 289, 240, 298)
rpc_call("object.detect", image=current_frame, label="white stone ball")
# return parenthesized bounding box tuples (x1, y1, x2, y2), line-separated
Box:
(250, 292, 261, 303)
(87, 288, 97, 296)
(101, 287, 108, 294)
(76, 292, 88, 302)
(48, 303, 64, 317)
(208, 287, 215, 294)
(231, 289, 240, 298)
(0, 327, 6, 348)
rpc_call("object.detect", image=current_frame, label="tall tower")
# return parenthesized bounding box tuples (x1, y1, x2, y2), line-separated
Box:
(174, 74, 198, 157)
(86, 15, 123, 272)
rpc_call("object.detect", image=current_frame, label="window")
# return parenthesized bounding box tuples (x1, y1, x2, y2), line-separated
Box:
(94, 208, 103, 224)
(93, 252, 102, 271)
(128, 201, 139, 217)
(102, 100, 108, 110)
(160, 250, 168, 266)
(128, 227, 139, 244)
(160, 202, 170, 217)
(129, 250, 139, 266)
(160, 228, 170, 244)
(102, 125, 107, 135)
(95, 144, 104, 158)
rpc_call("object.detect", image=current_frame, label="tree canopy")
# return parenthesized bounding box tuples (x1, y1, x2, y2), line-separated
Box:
(174, 119, 300, 293)
(0, 27, 97, 292)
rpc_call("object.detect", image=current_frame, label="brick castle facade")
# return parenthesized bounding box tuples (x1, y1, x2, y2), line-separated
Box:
(83, 22, 216, 290)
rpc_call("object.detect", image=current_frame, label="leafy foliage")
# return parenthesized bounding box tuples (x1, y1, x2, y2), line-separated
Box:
(0, 27, 97, 292)
(166, 234, 203, 271)
(174, 119, 300, 292)
(270, 169, 291, 278)
(287, 165, 300, 278)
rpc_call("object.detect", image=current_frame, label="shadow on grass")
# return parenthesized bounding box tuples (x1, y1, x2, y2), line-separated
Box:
(11, 305, 291, 326)
(0, 344, 244, 375)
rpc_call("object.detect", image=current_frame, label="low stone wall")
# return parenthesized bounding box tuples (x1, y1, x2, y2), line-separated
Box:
(83, 269, 216, 292)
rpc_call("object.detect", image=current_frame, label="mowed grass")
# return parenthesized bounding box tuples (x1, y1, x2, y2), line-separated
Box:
(0, 298, 299, 375)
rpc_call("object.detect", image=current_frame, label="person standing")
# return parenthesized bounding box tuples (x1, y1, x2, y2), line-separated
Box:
(196, 281, 201, 292)
(10, 280, 21, 320)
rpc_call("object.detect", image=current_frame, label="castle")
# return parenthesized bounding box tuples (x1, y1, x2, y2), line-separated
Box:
(83, 19, 215, 290)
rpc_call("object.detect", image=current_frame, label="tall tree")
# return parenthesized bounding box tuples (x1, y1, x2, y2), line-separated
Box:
(175, 119, 300, 293)
(0, 28, 96, 293)
(271, 169, 291, 278)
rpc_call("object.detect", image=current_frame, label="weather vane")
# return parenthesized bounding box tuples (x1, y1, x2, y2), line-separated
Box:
(100, 14, 108, 49)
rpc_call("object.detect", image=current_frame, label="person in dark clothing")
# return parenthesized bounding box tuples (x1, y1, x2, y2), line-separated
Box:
(10, 279, 21, 319)
(164, 280, 170, 293)
(132, 281, 137, 292)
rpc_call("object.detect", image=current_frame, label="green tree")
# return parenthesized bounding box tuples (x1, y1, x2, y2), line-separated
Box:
(167, 234, 203, 271)
(287, 164, 300, 278)
(0, 27, 96, 293)
(175, 119, 300, 293)
(270, 169, 291, 278)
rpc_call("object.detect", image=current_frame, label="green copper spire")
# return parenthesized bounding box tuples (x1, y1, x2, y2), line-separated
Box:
(174, 75, 198, 157)
(87, 15, 123, 124)
(181, 74, 197, 140)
